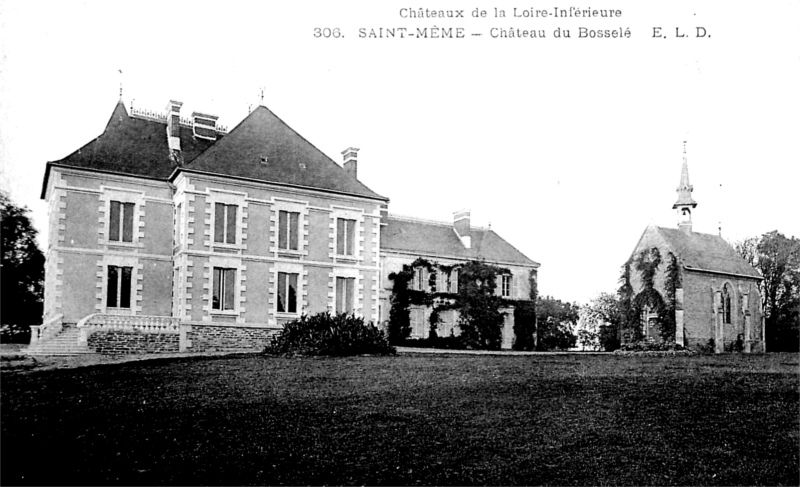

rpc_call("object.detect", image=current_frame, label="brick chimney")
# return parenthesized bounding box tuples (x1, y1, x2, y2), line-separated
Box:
(166, 100, 183, 151)
(342, 147, 359, 179)
(453, 209, 471, 249)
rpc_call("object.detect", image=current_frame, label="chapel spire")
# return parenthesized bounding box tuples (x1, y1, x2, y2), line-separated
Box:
(673, 141, 697, 234)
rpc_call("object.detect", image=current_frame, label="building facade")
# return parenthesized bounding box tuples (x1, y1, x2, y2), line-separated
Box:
(31, 98, 539, 354)
(627, 150, 764, 353)
(35, 100, 387, 354)
(380, 211, 539, 349)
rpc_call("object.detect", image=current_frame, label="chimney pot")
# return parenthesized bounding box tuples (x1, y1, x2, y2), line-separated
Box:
(342, 147, 359, 179)
(166, 100, 183, 151)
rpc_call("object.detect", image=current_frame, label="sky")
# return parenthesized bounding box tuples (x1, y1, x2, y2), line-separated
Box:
(1, 0, 798, 305)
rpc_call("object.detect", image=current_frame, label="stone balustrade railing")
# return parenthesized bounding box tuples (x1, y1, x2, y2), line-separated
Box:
(29, 314, 64, 346)
(77, 314, 181, 334)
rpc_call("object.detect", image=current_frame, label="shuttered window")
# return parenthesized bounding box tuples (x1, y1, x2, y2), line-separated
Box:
(214, 203, 237, 244)
(109, 201, 134, 242)
(278, 211, 300, 250)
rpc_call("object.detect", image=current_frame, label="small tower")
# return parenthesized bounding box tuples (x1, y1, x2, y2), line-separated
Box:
(673, 141, 697, 234)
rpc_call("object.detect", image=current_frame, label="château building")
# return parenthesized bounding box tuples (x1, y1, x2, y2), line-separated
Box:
(29, 96, 538, 354)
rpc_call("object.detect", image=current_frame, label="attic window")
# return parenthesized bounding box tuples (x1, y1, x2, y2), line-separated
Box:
(191, 112, 218, 141)
(261, 156, 268, 164)
(299, 163, 306, 170)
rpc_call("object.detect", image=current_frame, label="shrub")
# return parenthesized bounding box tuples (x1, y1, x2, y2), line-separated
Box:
(264, 312, 395, 356)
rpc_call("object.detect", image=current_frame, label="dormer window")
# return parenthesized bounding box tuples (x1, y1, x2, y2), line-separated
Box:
(192, 111, 219, 141)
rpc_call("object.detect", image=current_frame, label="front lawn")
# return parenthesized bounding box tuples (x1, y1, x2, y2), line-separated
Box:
(1, 353, 798, 485)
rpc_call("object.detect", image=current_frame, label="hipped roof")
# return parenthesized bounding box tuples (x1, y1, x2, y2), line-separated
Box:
(42, 101, 387, 202)
(382, 216, 539, 268)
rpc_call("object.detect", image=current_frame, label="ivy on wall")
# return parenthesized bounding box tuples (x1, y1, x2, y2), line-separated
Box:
(618, 247, 683, 344)
(388, 257, 532, 350)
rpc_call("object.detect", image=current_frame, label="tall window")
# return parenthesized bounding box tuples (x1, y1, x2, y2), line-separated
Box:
(107, 265, 132, 308)
(415, 267, 425, 291)
(278, 210, 300, 251)
(447, 268, 459, 293)
(501, 275, 512, 298)
(277, 272, 298, 313)
(212, 267, 236, 311)
(429, 269, 438, 293)
(722, 284, 732, 324)
(109, 201, 134, 242)
(336, 218, 356, 256)
(214, 203, 237, 244)
(336, 277, 355, 314)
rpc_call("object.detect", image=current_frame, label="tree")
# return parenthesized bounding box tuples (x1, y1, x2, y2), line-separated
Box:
(535, 296, 578, 351)
(579, 292, 622, 351)
(1, 191, 45, 341)
(736, 231, 800, 352)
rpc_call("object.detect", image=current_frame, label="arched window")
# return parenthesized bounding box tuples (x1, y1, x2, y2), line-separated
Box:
(722, 284, 732, 324)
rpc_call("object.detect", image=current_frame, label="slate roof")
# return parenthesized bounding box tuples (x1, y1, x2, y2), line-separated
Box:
(42, 101, 387, 202)
(381, 216, 539, 267)
(41, 101, 216, 196)
(183, 106, 386, 201)
(655, 226, 761, 278)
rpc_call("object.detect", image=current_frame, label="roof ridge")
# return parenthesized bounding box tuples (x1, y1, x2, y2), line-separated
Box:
(388, 213, 490, 230)
(388, 213, 453, 227)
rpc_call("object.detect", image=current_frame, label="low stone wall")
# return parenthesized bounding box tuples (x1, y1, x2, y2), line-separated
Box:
(186, 323, 280, 353)
(88, 330, 180, 354)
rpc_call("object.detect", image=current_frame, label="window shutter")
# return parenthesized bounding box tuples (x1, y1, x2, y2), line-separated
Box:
(122, 203, 134, 242)
(336, 277, 344, 313)
(214, 203, 225, 243)
(107, 266, 118, 307)
(336, 219, 345, 254)
(288, 273, 298, 313)
(213, 268, 222, 310)
(120, 267, 132, 308)
(226, 205, 237, 244)
(278, 211, 288, 249)
(223, 269, 236, 310)
(109, 201, 121, 241)
(289, 212, 299, 250)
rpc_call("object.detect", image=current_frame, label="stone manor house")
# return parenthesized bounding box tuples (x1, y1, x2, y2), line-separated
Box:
(28, 98, 539, 355)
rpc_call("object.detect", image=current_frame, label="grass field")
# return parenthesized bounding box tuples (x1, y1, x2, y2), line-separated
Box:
(1, 353, 798, 486)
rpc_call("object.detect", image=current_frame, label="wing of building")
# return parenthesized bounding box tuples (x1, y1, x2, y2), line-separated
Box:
(381, 212, 540, 348)
(32, 98, 538, 354)
(627, 148, 763, 353)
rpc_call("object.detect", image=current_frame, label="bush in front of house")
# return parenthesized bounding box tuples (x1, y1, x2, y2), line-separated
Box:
(265, 312, 396, 356)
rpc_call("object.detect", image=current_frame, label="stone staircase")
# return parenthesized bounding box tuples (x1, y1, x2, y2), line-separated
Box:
(23, 325, 93, 356)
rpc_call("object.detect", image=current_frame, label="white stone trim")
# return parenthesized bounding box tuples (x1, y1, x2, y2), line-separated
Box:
(96, 254, 142, 315)
(98, 187, 146, 247)
(205, 190, 247, 251)
(273, 261, 305, 319)
(204, 255, 246, 323)
(270, 198, 309, 256)
(330, 207, 365, 261)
